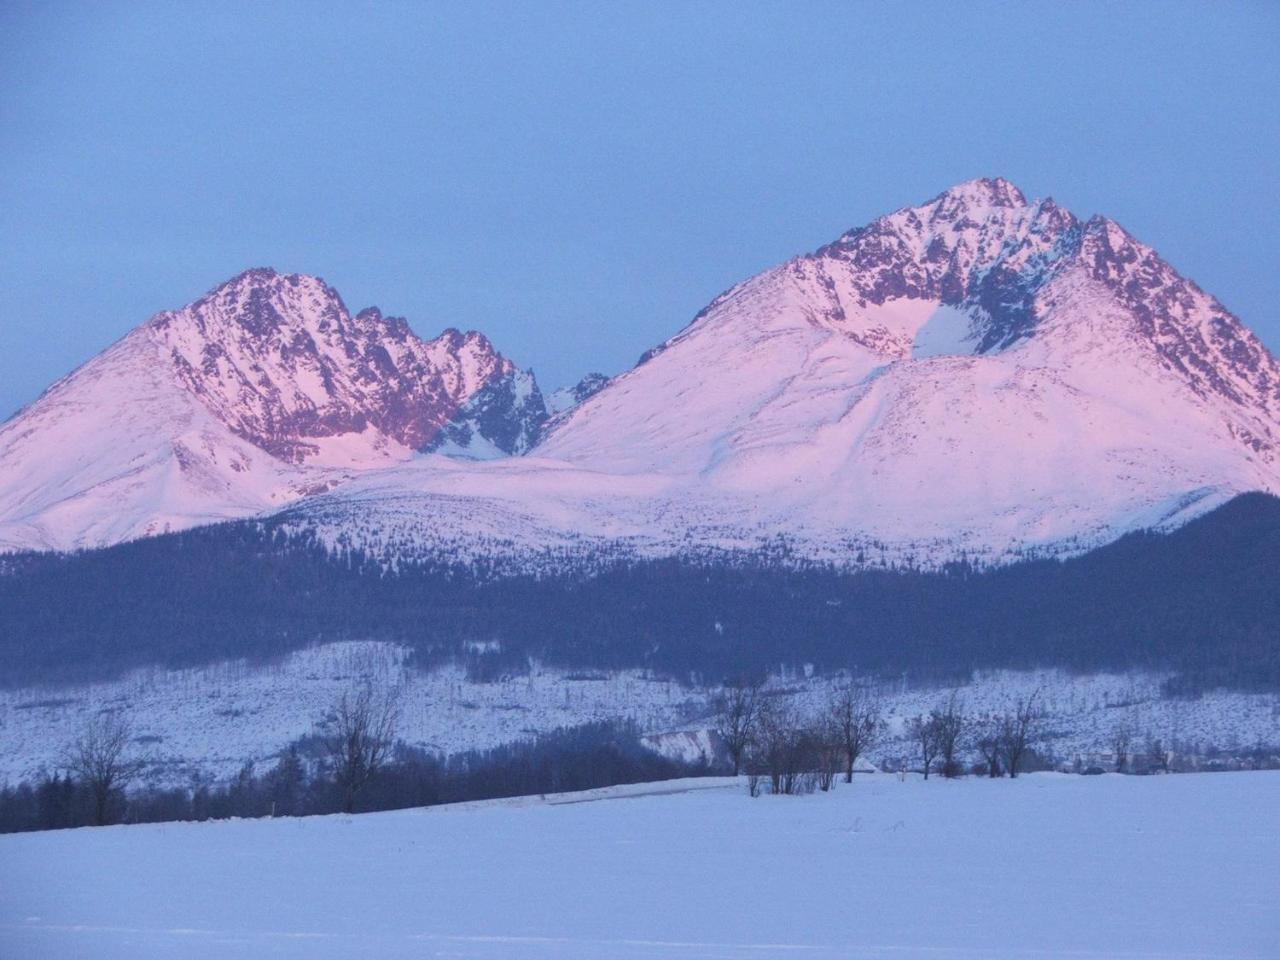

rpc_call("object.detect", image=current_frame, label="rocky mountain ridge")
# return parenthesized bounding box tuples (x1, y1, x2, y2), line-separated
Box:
(3, 178, 1277, 564)
(0, 269, 571, 550)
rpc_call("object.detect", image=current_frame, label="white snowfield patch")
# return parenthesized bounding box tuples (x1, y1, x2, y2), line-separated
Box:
(642, 728, 719, 766)
(2, 642, 1277, 788)
(3, 772, 1278, 960)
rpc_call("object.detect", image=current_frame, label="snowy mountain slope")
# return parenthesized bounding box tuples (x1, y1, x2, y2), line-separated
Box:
(527, 177, 1280, 552)
(0, 269, 539, 551)
(271, 179, 1280, 567)
(0, 323, 321, 552)
(3, 179, 1278, 563)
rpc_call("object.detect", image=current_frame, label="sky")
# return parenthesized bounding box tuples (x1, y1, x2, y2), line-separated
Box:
(1, 1, 1277, 418)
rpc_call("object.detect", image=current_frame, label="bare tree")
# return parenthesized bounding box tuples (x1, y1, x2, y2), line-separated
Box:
(931, 691, 965, 779)
(324, 684, 401, 813)
(65, 712, 142, 826)
(908, 713, 941, 779)
(813, 722, 841, 792)
(713, 680, 761, 776)
(975, 714, 1003, 777)
(1145, 735, 1170, 774)
(1111, 722, 1134, 773)
(752, 699, 816, 795)
(828, 684, 883, 783)
(998, 689, 1041, 779)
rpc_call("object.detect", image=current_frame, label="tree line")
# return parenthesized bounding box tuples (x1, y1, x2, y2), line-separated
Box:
(712, 681, 1209, 796)
(5, 679, 1268, 834)
(2, 493, 1278, 693)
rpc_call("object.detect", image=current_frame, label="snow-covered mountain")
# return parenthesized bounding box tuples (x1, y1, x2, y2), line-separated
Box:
(531, 178, 1278, 548)
(0, 269, 540, 551)
(3, 179, 1278, 564)
(547, 177, 1279, 480)
(279, 178, 1280, 567)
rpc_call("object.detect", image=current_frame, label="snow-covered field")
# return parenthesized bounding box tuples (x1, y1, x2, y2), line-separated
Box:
(2, 641, 1277, 787)
(3, 771, 1278, 959)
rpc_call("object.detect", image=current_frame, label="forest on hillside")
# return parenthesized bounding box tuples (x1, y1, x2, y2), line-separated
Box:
(1, 493, 1278, 692)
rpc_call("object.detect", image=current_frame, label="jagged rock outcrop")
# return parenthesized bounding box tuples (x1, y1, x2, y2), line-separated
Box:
(151, 268, 529, 462)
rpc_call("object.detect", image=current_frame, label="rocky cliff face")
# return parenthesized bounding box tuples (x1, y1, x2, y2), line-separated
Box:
(150, 268, 527, 463)
(423, 367, 550, 458)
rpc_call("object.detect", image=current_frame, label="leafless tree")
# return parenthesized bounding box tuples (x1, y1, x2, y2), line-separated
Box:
(908, 713, 941, 779)
(1145, 735, 1170, 774)
(65, 712, 143, 826)
(752, 699, 817, 795)
(828, 684, 883, 783)
(813, 723, 840, 792)
(998, 688, 1041, 778)
(931, 691, 965, 779)
(713, 680, 761, 776)
(324, 683, 401, 813)
(1111, 722, 1134, 773)
(975, 714, 1003, 777)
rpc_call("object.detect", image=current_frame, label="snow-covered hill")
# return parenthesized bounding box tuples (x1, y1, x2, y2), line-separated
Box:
(3, 179, 1278, 563)
(5, 771, 1278, 959)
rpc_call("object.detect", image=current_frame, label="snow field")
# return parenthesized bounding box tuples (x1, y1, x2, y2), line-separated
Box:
(2, 771, 1277, 959)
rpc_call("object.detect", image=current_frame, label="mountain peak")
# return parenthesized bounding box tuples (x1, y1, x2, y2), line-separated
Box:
(227, 265, 282, 284)
(209, 266, 332, 298)
(932, 177, 1028, 210)
(6, 182, 1279, 566)
(137, 271, 539, 463)
(203, 264, 337, 302)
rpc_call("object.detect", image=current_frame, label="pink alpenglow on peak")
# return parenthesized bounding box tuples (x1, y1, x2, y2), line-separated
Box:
(2, 179, 1279, 566)
(148, 268, 523, 462)
(0, 268, 546, 552)
(529, 178, 1280, 561)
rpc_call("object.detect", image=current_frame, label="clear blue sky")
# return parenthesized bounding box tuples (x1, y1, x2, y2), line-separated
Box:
(2, 1, 1277, 418)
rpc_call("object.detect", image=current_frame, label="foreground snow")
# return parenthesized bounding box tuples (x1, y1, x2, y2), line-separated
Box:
(4, 772, 1278, 959)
